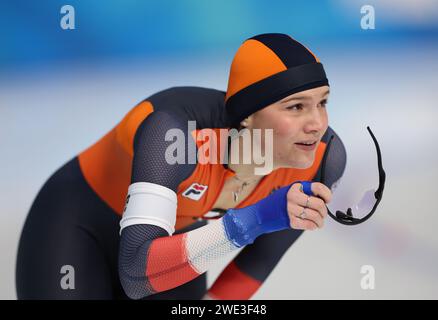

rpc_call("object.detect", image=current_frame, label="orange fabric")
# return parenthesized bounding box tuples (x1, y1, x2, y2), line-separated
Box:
(78, 101, 153, 214)
(115, 101, 154, 157)
(208, 261, 261, 300)
(174, 217, 197, 231)
(146, 234, 199, 292)
(175, 128, 235, 220)
(225, 39, 287, 101)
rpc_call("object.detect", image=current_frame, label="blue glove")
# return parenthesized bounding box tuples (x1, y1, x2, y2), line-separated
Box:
(223, 180, 314, 247)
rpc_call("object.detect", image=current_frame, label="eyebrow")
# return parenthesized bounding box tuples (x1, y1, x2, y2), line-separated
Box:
(281, 89, 330, 104)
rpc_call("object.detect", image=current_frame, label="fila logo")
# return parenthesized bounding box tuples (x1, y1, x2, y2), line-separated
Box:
(182, 183, 208, 201)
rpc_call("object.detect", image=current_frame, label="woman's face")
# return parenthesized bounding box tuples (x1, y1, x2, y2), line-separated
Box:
(247, 85, 330, 170)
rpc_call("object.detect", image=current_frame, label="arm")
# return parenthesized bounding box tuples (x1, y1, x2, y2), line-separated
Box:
(118, 110, 238, 299)
(204, 127, 347, 300)
(118, 108, 292, 299)
(118, 87, 236, 299)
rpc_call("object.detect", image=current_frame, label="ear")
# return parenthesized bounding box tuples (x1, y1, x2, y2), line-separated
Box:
(240, 115, 254, 128)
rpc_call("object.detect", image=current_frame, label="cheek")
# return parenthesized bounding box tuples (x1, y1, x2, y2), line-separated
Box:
(276, 120, 295, 135)
(272, 121, 300, 160)
(252, 110, 299, 154)
(272, 117, 299, 144)
(255, 110, 296, 134)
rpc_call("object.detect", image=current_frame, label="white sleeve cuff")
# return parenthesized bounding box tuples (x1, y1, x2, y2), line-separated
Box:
(119, 182, 177, 235)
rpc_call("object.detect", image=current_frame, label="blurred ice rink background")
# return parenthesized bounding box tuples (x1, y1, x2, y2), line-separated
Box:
(1, 0, 437, 299)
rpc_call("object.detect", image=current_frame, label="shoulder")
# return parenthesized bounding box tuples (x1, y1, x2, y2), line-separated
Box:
(143, 86, 229, 128)
(147, 86, 225, 109)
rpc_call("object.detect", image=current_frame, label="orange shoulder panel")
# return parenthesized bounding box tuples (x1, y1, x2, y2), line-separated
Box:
(78, 101, 153, 214)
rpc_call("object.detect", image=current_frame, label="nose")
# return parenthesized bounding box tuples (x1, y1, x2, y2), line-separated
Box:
(304, 107, 326, 134)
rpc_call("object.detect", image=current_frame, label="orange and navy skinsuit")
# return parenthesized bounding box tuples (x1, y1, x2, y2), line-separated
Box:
(16, 86, 346, 300)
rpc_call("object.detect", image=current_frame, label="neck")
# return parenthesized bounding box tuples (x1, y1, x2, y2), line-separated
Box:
(226, 130, 274, 181)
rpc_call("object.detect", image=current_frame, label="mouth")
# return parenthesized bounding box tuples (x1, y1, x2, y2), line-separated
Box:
(294, 140, 318, 151)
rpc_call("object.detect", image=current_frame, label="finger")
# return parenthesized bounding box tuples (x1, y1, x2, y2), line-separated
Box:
(289, 215, 318, 231)
(288, 191, 327, 218)
(298, 207, 324, 228)
(304, 196, 328, 219)
(288, 204, 324, 228)
(311, 182, 332, 204)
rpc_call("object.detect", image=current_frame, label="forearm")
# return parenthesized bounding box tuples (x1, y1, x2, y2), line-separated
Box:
(119, 183, 294, 299)
(119, 218, 239, 299)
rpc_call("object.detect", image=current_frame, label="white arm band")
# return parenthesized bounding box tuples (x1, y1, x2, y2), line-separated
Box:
(119, 182, 177, 235)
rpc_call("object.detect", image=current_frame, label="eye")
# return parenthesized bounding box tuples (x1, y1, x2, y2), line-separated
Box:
(319, 99, 328, 108)
(286, 103, 303, 111)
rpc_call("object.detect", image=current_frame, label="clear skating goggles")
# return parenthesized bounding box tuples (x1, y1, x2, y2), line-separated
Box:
(319, 126, 386, 225)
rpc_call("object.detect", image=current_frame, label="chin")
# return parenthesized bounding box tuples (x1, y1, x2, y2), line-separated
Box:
(284, 158, 313, 169)
(296, 155, 315, 169)
(297, 161, 313, 169)
(280, 151, 315, 169)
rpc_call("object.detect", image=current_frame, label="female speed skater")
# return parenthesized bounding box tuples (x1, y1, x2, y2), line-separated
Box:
(16, 33, 346, 299)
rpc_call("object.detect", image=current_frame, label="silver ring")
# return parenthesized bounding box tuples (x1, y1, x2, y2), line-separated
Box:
(305, 196, 310, 208)
(299, 208, 307, 219)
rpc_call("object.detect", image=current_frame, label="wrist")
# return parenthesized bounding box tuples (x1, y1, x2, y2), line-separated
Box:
(222, 184, 292, 248)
